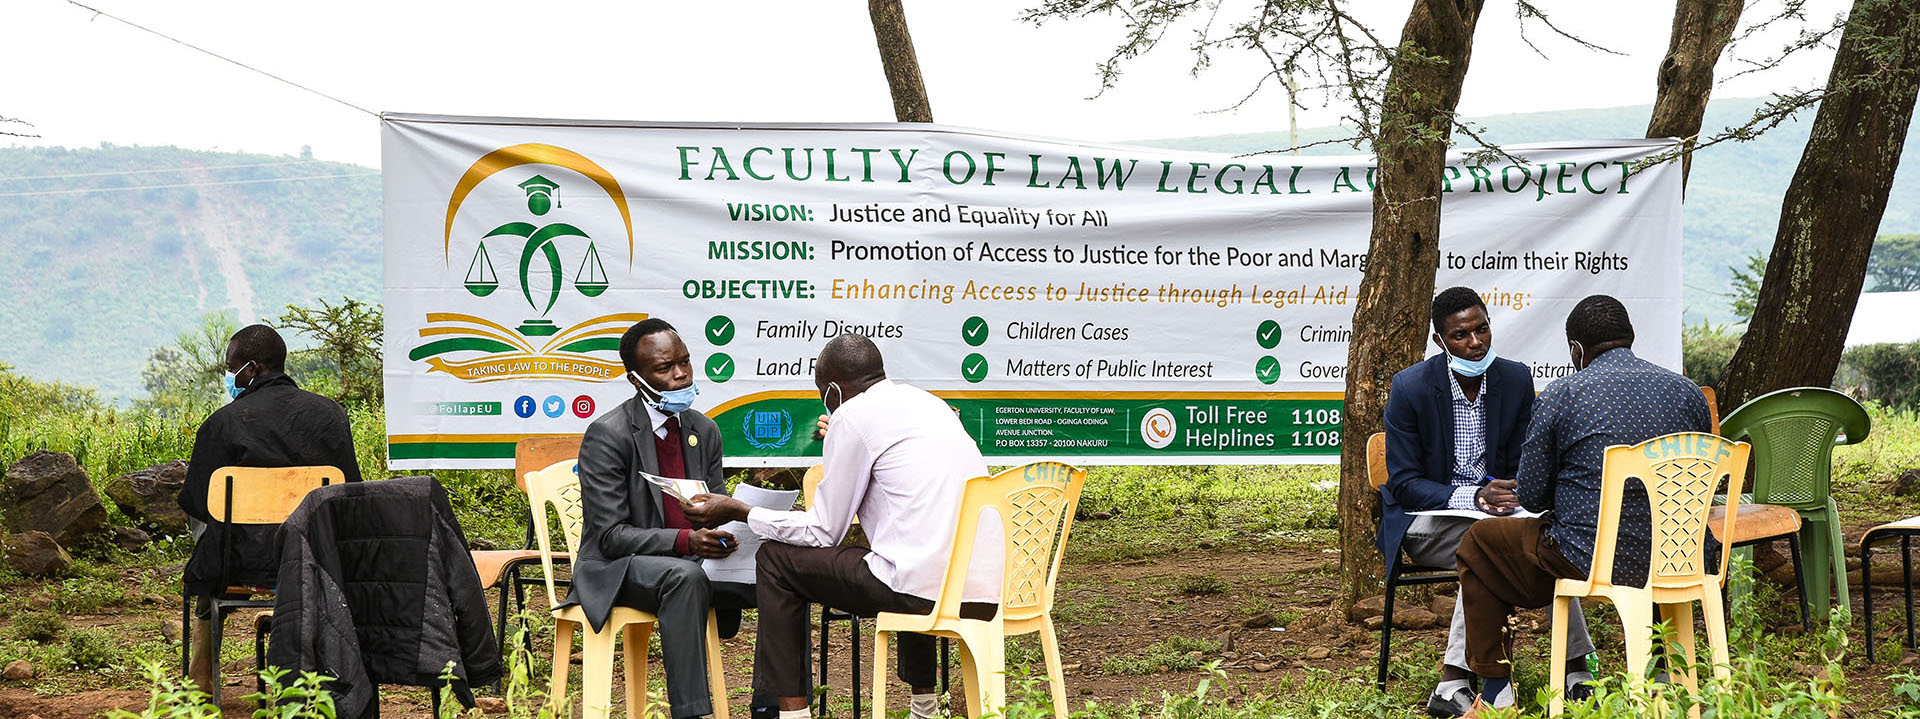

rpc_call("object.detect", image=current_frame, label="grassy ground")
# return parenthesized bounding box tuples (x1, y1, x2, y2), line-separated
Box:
(3, 401, 1920, 717)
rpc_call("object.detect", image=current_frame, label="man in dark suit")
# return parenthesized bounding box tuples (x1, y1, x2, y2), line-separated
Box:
(1381, 287, 1593, 716)
(180, 324, 363, 693)
(566, 318, 763, 719)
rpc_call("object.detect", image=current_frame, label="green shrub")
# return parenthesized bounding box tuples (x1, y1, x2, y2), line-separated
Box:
(1682, 321, 1740, 391)
(10, 610, 66, 642)
(1099, 635, 1220, 675)
(1893, 671, 1920, 708)
(66, 627, 118, 671)
(51, 576, 131, 614)
(1839, 340, 1920, 411)
(1176, 573, 1229, 595)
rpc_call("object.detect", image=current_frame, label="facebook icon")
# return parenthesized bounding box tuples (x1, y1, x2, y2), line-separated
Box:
(513, 395, 537, 419)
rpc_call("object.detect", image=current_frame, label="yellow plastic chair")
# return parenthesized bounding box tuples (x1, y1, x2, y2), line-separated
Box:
(525, 460, 729, 719)
(181, 466, 342, 707)
(871, 461, 1088, 719)
(1547, 433, 1751, 717)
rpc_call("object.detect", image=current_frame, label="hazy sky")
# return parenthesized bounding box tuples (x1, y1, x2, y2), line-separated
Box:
(4, 0, 1849, 168)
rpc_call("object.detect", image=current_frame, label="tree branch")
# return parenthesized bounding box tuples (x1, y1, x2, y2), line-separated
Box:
(1512, 0, 1626, 57)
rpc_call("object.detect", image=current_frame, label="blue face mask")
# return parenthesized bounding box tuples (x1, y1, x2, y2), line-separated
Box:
(631, 371, 699, 414)
(820, 382, 843, 417)
(223, 361, 254, 400)
(1447, 348, 1497, 378)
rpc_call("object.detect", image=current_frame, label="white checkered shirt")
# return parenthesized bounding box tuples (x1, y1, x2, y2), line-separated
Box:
(1446, 371, 1488, 510)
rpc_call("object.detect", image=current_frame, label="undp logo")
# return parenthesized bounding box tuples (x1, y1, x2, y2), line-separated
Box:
(1140, 408, 1177, 449)
(742, 409, 796, 450)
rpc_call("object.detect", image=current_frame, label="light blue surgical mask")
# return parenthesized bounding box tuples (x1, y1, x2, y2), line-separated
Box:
(1447, 348, 1497, 378)
(631, 371, 699, 414)
(820, 382, 843, 417)
(223, 361, 255, 400)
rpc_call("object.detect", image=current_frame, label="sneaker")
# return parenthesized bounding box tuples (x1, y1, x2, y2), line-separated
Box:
(1564, 671, 1596, 702)
(1426, 685, 1475, 718)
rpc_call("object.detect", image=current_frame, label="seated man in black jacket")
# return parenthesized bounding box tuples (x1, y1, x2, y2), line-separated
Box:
(179, 324, 363, 692)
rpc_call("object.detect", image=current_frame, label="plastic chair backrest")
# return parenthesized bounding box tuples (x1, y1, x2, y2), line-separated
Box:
(204, 466, 343, 524)
(930, 462, 1087, 625)
(1700, 386, 1720, 434)
(514, 436, 583, 491)
(1366, 432, 1388, 489)
(800, 464, 825, 508)
(1719, 387, 1869, 510)
(524, 459, 584, 608)
(1588, 433, 1750, 589)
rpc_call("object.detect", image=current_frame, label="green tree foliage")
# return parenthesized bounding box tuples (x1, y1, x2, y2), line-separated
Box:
(137, 312, 237, 419)
(1682, 321, 1742, 390)
(275, 297, 382, 404)
(1728, 251, 1766, 323)
(1837, 340, 1920, 410)
(0, 362, 97, 417)
(1868, 234, 1920, 292)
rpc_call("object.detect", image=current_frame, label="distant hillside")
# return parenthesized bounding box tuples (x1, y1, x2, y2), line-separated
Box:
(0, 146, 379, 400)
(2, 98, 1914, 400)
(1133, 99, 1920, 326)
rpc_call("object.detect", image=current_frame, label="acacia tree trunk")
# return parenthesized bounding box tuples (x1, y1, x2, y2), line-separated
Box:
(1337, 0, 1487, 620)
(749, 1, 938, 492)
(1719, 0, 1920, 414)
(870, 0, 934, 123)
(1648, 0, 1745, 186)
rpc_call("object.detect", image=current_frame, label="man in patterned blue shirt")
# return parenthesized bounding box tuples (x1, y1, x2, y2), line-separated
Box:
(1454, 295, 1711, 716)
(1381, 287, 1595, 716)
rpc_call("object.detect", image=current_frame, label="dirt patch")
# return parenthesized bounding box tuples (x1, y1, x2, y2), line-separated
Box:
(1, 537, 1912, 718)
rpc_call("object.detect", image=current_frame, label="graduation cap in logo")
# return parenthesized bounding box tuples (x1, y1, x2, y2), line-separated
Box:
(519, 174, 560, 215)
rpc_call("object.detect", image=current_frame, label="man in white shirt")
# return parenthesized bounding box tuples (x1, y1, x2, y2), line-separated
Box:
(687, 333, 1001, 719)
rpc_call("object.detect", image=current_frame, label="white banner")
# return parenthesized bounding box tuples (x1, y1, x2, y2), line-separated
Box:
(382, 115, 1681, 469)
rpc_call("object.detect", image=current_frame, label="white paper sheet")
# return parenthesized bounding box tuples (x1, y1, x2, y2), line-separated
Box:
(701, 483, 800, 584)
(642, 471, 710, 506)
(1410, 508, 1543, 521)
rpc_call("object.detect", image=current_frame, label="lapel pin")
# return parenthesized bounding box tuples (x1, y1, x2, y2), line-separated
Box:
(687, 434, 698, 447)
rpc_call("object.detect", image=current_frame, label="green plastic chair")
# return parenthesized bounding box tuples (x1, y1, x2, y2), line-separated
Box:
(1720, 387, 1870, 622)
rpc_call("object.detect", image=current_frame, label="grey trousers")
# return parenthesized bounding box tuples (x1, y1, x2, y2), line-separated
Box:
(612, 555, 771, 719)
(1403, 514, 1595, 673)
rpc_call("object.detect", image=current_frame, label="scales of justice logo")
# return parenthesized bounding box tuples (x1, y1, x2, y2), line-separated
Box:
(407, 143, 647, 383)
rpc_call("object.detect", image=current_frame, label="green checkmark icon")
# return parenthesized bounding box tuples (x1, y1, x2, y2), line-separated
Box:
(962, 353, 988, 383)
(1255, 356, 1281, 385)
(962, 316, 988, 347)
(1256, 320, 1282, 349)
(705, 315, 735, 346)
(706, 352, 736, 383)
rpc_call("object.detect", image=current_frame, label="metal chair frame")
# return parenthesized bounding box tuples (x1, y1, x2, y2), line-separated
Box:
(1862, 524, 1920, 662)
(180, 466, 340, 707)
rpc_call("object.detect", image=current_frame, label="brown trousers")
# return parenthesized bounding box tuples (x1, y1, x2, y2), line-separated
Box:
(1455, 517, 1588, 678)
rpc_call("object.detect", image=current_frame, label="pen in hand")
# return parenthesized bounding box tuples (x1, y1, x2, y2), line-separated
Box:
(1479, 475, 1521, 514)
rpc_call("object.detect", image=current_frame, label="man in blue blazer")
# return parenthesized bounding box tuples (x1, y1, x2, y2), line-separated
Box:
(1380, 287, 1594, 715)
